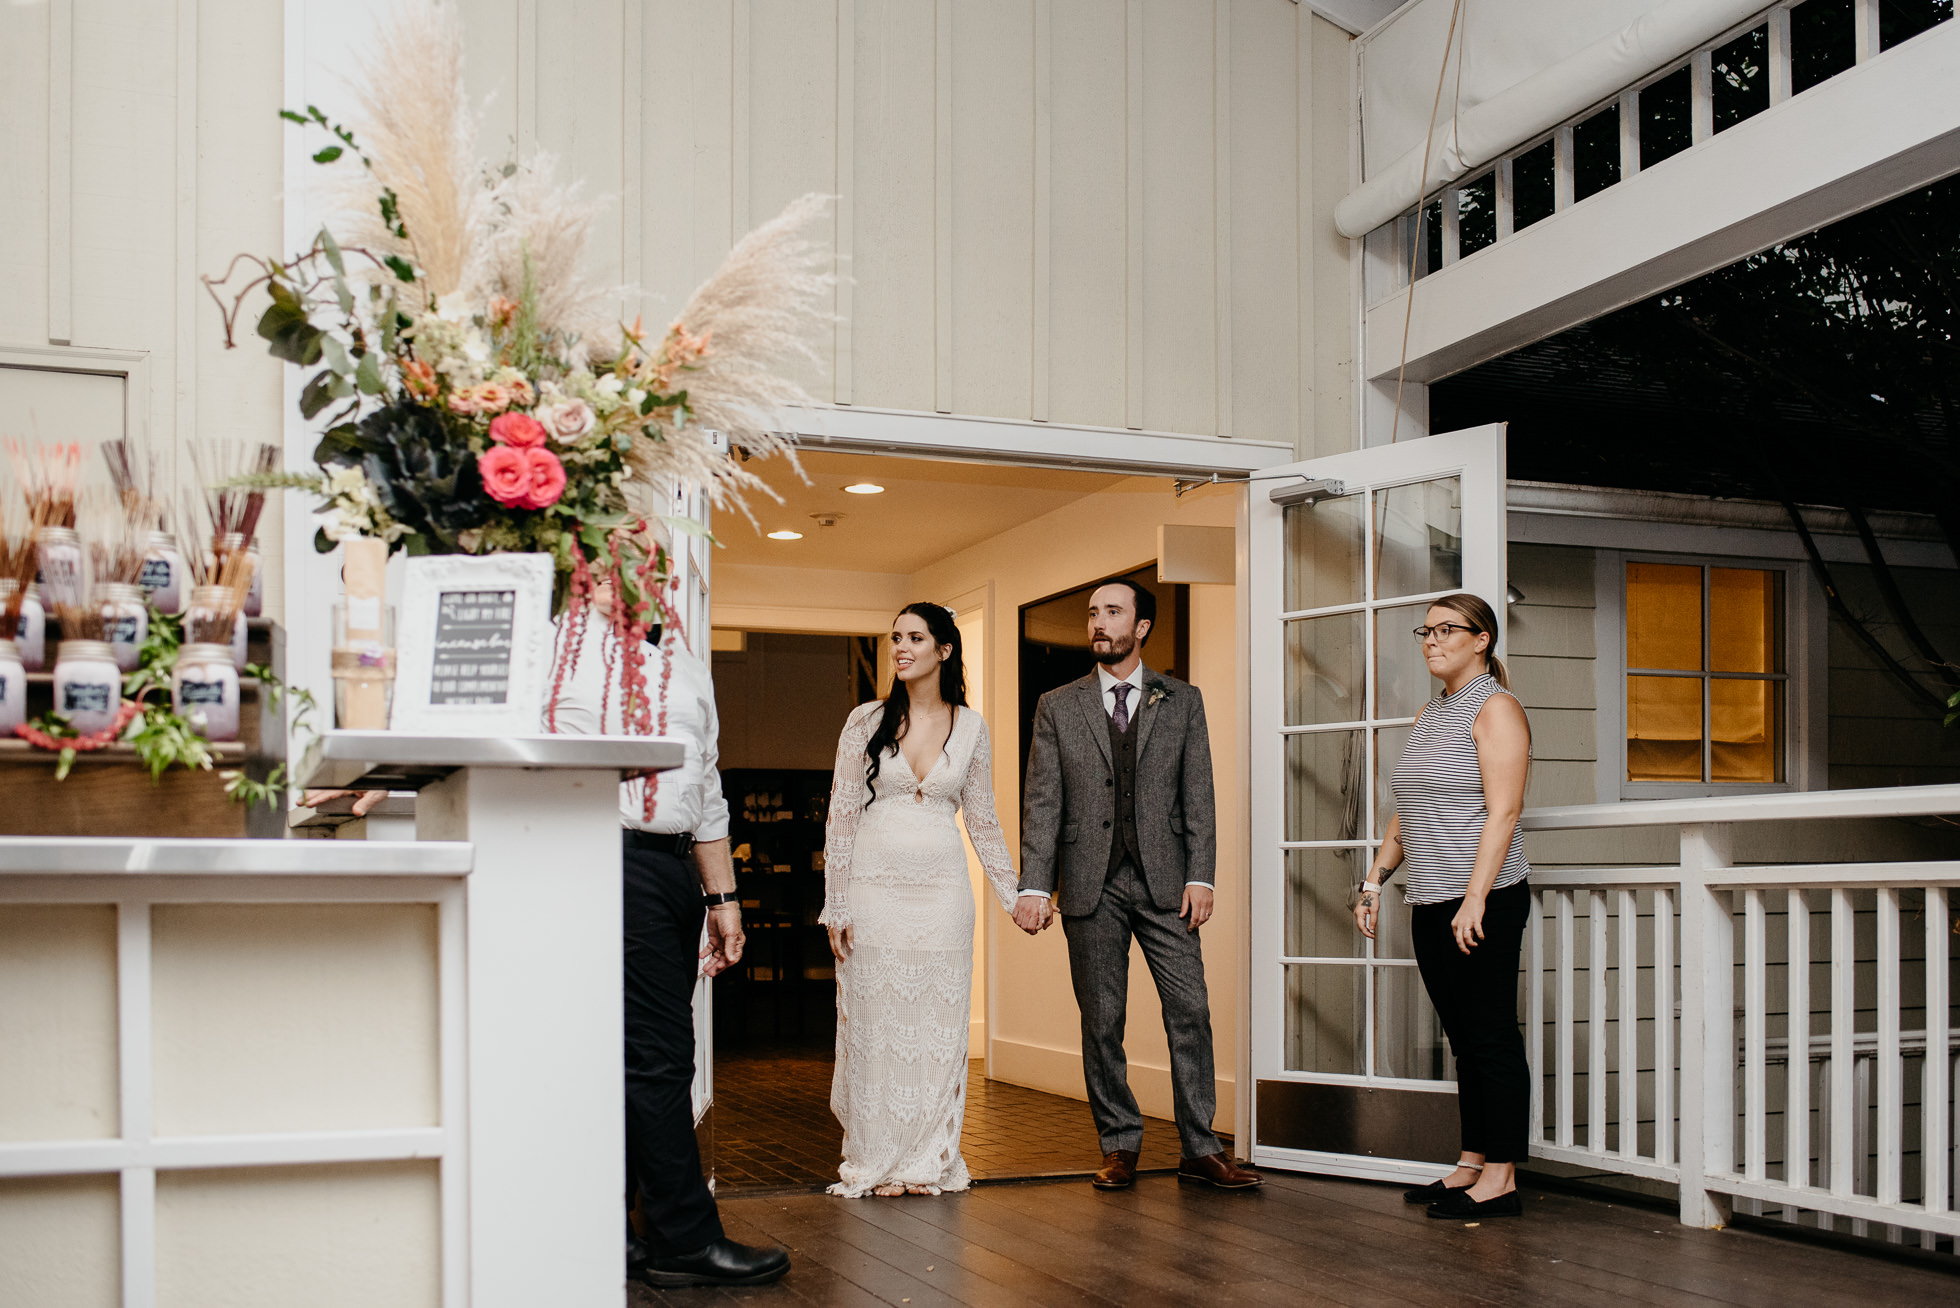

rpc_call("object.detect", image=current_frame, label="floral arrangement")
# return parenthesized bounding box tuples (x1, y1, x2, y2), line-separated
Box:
(204, 2, 829, 704)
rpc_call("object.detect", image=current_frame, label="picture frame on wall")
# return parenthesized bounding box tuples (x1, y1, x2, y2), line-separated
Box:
(393, 553, 556, 736)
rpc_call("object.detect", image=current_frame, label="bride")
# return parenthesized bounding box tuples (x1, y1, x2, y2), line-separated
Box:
(820, 602, 1019, 1197)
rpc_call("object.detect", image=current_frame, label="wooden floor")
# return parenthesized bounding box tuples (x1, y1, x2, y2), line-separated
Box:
(630, 1171, 1959, 1307)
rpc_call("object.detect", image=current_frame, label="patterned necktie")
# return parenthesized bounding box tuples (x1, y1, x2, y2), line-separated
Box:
(1111, 682, 1132, 734)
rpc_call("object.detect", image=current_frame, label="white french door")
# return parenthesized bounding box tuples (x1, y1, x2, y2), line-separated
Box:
(1247, 425, 1508, 1181)
(665, 474, 716, 1123)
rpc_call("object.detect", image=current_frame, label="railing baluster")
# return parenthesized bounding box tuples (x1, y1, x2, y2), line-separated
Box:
(1745, 889, 1767, 1181)
(1853, 1054, 1871, 1237)
(1877, 888, 1901, 1210)
(1830, 888, 1855, 1201)
(1590, 889, 1609, 1152)
(1786, 889, 1810, 1193)
(1619, 888, 1639, 1160)
(1529, 886, 1546, 1146)
(1817, 1056, 1834, 1232)
(1925, 887, 1950, 1221)
(1656, 887, 1675, 1168)
(1557, 890, 1575, 1149)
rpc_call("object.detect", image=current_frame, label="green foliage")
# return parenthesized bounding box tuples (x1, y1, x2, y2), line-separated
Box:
(128, 705, 215, 782)
(258, 282, 325, 366)
(24, 711, 81, 781)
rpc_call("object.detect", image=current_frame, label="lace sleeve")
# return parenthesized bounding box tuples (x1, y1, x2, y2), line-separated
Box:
(820, 704, 877, 928)
(958, 718, 1020, 913)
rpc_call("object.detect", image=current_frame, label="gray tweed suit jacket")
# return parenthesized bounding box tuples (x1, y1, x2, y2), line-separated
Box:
(1018, 668, 1218, 916)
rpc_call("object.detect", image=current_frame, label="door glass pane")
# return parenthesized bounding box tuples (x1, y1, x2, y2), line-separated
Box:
(1712, 678, 1781, 782)
(1284, 964, 1363, 1075)
(1374, 602, 1436, 720)
(1374, 724, 1414, 839)
(1373, 965, 1454, 1082)
(1626, 563, 1702, 670)
(1284, 847, 1368, 959)
(1370, 877, 1416, 961)
(1284, 494, 1364, 612)
(1286, 612, 1363, 725)
(1372, 477, 1462, 600)
(1710, 568, 1782, 673)
(1628, 675, 1702, 781)
(1286, 731, 1365, 842)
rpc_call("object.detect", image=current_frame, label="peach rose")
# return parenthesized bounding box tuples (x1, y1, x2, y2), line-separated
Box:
(473, 382, 511, 414)
(504, 377, 536, 407)
(402, 358, 438, 400)
(488, 412, 548, 448)
(446, 389, 480, 416)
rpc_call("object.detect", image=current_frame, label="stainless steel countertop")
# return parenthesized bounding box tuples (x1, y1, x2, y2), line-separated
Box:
(0, 837, 474, 876)
(300, 730, 688, 791)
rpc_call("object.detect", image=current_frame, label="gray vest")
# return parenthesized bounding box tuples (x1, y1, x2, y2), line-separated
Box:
(1106, 701, 1142, 875)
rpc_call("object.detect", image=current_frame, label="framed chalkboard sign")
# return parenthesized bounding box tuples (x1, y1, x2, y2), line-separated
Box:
(393, 553, 555, 735)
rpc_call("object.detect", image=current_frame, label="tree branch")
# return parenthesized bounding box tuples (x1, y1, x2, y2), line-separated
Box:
(1845, 506, 1960, 693)
(1784, 502, 1945, 717)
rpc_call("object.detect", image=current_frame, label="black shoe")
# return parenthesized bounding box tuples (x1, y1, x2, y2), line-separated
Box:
(625, 1218, 649, 1274)
(637, 1237, 790, 1288)
(1402, 1179, 1466, 1204)
(1426, 1187, 1522, 1220)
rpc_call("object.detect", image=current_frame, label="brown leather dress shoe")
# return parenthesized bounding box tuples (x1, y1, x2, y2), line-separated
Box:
(1092, 1149, 1140, 1189)
(1177, 1152, 1262, 1189)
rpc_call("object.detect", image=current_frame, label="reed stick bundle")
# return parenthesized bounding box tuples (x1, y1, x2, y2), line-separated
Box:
(0, 474, 35, 631)
(100, 439, 169, 533)
(80, 489, 146, 588)
(179, 487, 254, 646)
(5, 439, 83, 531)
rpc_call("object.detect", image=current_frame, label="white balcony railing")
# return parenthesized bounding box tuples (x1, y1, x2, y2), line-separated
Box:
(1520, 785, 1959, 1248)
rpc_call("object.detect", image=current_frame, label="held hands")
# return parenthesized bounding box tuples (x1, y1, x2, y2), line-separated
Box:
(701, 904, 745, 978)
(1011, 894, 1054, 936)
(1451, 892, 1487, 955)
(1179, 884, 1214, 932)
(826, 923, 856, 961)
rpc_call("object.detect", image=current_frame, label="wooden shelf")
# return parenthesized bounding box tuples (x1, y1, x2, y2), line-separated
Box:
(0, 738, 249, 765)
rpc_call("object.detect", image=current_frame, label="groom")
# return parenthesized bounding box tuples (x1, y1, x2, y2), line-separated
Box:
(1014, 579, 1260, 1191)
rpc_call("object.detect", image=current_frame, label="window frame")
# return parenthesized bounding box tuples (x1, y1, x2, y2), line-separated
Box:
(1593, 548, 1826, 801)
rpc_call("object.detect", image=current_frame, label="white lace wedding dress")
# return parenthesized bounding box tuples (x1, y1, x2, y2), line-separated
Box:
(819, 702, 1018, 1197)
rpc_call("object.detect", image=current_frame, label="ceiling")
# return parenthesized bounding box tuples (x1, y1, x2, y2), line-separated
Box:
(714, 450, 1129, 575)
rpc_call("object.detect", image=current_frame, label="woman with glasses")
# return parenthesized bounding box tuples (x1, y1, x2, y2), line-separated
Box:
(1353, 592, 1532, 1220)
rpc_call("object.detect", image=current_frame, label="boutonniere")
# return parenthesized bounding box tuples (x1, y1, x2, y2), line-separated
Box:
(1145, 678, 1172, 708)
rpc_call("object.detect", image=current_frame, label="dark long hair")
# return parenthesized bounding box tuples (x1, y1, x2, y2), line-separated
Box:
(865, 602, 968, 805)
(1429, 592, 1509, 688)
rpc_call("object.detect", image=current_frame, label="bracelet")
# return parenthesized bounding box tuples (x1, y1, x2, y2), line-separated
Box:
(702, 891, 740, 908)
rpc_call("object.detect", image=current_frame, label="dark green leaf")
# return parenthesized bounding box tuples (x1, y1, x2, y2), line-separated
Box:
(256, 290, 324, 366)
(385, 255, 416, 283)
(279, 109, 309, 125)
(299, 370, 338, 420)
(314, 527, 337, 554)
(312, 145, 344, 164)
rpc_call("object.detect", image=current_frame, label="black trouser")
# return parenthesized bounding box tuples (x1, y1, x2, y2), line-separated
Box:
(1411, 878, 1531, 1165)
(622, 842, 723, 1255)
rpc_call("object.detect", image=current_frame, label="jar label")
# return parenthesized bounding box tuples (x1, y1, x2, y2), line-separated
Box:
(140, 557, 174, 590)
(64, 681, 112, 715)
(180, 680, 229, 706)
(108, 616, 141, 645)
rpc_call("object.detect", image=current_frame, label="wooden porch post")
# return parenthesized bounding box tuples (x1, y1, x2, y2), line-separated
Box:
(1677, 822, 1736, 1227)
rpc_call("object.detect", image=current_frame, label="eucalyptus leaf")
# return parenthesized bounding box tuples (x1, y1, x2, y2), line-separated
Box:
(320, 333, 354, 376)
(299, 370, 337, 420)
(319, 227, 345, 275)
(355, 350, 385, 396)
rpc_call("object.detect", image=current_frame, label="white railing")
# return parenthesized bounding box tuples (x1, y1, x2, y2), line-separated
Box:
(1520, 785, 1959, 1248)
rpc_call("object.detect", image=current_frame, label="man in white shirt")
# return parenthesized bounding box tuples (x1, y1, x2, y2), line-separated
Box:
(550, 613, 790, 1289)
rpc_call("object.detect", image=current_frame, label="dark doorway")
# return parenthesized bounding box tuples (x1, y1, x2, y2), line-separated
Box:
(1017, 563, 1189, 778)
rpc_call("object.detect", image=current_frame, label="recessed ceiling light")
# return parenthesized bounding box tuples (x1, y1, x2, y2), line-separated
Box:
(766, 530, 803, 541)
(843, 482, 885, 495)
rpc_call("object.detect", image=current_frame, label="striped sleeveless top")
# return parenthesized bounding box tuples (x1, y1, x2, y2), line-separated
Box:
(1388, 672, 1530, 905)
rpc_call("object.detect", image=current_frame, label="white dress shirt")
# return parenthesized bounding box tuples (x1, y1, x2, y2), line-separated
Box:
(546, 623, 731, 841)
(1020, 662, 1210, 898)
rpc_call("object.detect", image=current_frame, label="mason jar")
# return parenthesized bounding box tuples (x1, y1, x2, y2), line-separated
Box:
(99, 582, 149, 672)
(53, 639, 122, 736)
(173, 642, 241, 742)
(0, 580, 43, 671)
(34, 525, 84, 610)
(140, 531, 185, 616)
(244, 537, 264, 618)
(187, 585, 248, 672)
(0, 638, 24, 734)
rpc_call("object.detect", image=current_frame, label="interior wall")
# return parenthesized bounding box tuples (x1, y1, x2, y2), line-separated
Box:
(0, 0, 287, 618)
(711, 632, 860, 772)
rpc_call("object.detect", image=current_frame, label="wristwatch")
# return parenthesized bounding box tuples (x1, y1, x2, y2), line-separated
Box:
(702, 891, 739, 908)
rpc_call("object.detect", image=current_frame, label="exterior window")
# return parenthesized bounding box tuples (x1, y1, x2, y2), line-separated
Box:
(1625, 562, 1785, 784)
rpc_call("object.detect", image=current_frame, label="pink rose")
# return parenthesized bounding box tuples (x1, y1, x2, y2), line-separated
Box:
(478, 445, 531, 506)
(488, 411, 548, 448)
(540, 399, 596, 443)
(517, 448, 567, 509)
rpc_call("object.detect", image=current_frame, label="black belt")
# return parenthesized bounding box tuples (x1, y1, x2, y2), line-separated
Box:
(623, 829, 696, 857)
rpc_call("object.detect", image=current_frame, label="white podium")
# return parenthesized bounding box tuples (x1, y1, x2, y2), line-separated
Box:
(304, 731, 685, 1308)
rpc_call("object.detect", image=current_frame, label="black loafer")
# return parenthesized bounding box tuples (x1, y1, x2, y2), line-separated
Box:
(1426, 1188, 1522, 1220)
(1402, 1179, 1465, 1204)
(637, 1237, 790, 1287)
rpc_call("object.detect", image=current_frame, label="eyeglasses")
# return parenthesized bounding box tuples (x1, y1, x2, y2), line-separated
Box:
(1412, 623, 1478, 642)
